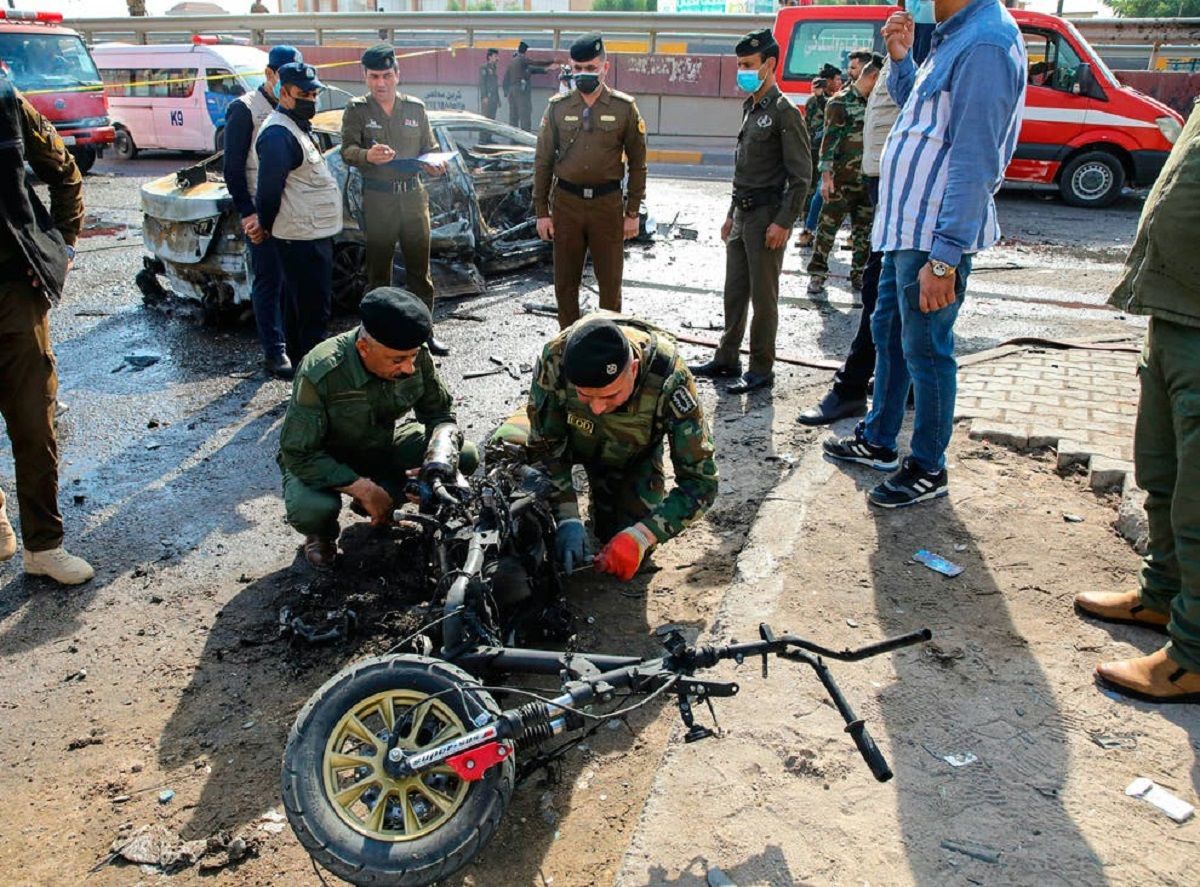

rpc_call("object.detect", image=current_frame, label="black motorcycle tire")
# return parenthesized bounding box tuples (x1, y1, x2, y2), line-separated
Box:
(281, 654, 514, 887)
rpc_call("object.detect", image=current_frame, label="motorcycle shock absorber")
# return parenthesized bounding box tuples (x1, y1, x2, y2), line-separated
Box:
(510, 701, 556, 749)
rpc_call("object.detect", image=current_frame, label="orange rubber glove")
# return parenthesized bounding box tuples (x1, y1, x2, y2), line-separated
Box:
(594, 523, 656, 582)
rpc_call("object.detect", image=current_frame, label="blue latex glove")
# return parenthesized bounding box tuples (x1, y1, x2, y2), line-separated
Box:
(555, 518, 588, 574)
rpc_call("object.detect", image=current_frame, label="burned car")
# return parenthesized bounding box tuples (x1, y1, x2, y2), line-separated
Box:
(136, 110, 552, 321)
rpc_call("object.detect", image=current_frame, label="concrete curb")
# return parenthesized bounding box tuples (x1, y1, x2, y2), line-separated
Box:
(646, 149, 734, 166)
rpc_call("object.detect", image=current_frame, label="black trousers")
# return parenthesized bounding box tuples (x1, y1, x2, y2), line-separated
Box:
(832, 176, 882, 400)
(275, 236, 333, 367)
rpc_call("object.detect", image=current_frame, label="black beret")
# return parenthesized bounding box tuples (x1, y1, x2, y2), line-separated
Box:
(848, 49, 874, 63)
(819, 63, 843, 79)
(563, 318, 631, 389)
(361, 42, 396, 70)
(517, 40, 529, 53)
(871, 52, 886, 69)
(812, 77, 828, 88)
(359, 287, 431, 350)
(570, 32, 604, 62)
(735, 28, 776, 57)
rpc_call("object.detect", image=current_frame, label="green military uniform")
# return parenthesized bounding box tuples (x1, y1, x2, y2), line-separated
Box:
(533, 83, 648, 329)
(479, 58, 500, 120)
(0, 84, 82, 552)
(503, 50, 548, 132)
(807, 83, 874, 287)
(522, 315, 718, 543)
(1107, 99, 1200, 673)
(277, 330, 478, 538)
(340, 92, 438, 306)
(713, 83, 811, 377)
(802, 90, 827, 212)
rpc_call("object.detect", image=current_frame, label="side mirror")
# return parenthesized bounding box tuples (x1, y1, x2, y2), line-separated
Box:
(1072, 63, 1105, 101)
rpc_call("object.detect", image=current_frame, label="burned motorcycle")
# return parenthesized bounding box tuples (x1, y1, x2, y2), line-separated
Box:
(281, 444, 930, 886)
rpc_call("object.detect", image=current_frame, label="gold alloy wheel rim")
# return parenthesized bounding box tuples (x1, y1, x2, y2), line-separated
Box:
(323, 689, 471, 842)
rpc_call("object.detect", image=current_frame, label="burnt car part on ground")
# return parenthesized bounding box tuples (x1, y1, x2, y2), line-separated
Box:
(280, 451, 931, 887)
(135, 111, 653, 325)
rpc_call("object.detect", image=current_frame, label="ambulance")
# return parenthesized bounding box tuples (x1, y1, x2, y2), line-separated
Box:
(0, 9, 113, 174)
(774, 4, 1185, 207)
(92, 37, 270, 159)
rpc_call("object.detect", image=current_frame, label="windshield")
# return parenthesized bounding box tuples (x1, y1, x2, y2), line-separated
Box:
(782, 19, 882, 81)
(1063, 20, 1120, 88)
(0, 33, 102, 91)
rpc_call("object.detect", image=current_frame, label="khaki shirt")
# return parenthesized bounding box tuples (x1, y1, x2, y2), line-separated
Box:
(277, 330, 457, 490)
(0, 92, 82, 262)
(533, 85, 648, 217)
(340, 93, 437, 183)
(731, 84, 812, 229)
(863, 59, 900, 177)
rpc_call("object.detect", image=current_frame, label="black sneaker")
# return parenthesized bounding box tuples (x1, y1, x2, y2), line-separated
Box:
(868, 457, 948, 509)
(822, 428, 899, 471)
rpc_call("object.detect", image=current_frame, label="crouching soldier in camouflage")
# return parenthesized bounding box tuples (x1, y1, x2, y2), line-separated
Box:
(496, 314, 718, 582)
(277, 287, 478, 569)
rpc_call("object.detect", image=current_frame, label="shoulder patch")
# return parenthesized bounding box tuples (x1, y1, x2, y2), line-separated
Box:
(547, 92, 570, 104)
(347, 95, 369, 107)
(402, 93, 426, 107)
(608, 89, 636, 104)
(669, 386, 699, 418)
(567, 413, 596, 435)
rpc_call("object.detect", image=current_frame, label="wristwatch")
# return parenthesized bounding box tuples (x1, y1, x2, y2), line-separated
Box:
(65, 244, 76, 260)
(928, 259, 955, 278)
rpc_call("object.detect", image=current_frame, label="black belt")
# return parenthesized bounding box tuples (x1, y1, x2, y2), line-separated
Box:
(732, 186, 784, 211)
(556, 179, 622, 199)
(363, 177, 421, 194)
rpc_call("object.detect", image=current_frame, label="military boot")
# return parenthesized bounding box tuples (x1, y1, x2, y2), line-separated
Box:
(24, 547, 95, 585)
(0, 490, 15, 562)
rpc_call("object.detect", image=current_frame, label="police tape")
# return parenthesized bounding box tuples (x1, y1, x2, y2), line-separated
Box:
(20, 46, 448, 96)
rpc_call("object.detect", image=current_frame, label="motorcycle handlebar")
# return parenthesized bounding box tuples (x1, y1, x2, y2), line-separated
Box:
(847, 720, 893, 783)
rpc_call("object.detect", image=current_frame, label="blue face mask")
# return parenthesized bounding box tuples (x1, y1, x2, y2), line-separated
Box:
(736, 67, 764, 93)
(272, 79, 281, 99)
(908, 0, 936, 25)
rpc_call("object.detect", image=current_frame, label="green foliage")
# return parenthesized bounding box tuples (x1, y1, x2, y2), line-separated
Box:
(1109, 0, 1200, 16)
(592, 0, 659, 10)
(447, 0, 497, 9)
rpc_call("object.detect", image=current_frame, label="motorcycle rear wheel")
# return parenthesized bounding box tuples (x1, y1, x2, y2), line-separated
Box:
(282, 654, 513, 886)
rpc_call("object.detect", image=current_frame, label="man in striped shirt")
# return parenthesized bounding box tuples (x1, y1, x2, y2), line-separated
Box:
(823, 0, 1025, 508)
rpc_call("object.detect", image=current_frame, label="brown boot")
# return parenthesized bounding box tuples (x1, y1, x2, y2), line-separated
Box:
(1096, 647, 1200, 704)
(304, 535, 337, 571)
(1074, 589, 1169, 634)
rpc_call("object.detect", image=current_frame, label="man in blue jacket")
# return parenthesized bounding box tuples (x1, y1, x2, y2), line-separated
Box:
(222, 44, 302, 379)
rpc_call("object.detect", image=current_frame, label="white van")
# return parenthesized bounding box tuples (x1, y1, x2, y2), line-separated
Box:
(93, 37, 270, 158)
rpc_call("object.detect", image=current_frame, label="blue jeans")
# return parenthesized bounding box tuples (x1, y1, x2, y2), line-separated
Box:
(246, 237, 287, 361)
(861, 249, 973, 472)
(804, 190, 824, 232)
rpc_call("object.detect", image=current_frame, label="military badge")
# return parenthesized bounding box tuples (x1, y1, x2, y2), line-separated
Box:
(567, 413, 596, 434)
(606, 363, 618, 375)
(670, 387, 699, 417)
(757, 114, 772, 128)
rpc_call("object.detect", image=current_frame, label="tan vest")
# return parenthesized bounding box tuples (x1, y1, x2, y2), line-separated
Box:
(259, 110, 343, 241)
(236, 87, 274, 196)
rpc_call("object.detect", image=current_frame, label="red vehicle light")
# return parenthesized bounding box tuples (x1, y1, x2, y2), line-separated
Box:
(0, 10, 65, 23)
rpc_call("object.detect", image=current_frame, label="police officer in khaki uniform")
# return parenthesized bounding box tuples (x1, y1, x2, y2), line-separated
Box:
(0, 78, 93, 584)
(479, 48, 501, 121)
(534, 33, 648, 330)
(341, 43, 451, 356)
(503, 40, 549, 132)
(691, 29, 811, 395)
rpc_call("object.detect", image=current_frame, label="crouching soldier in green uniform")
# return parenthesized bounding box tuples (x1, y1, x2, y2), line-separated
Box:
(502, 313, 718, 581)
(277, 287, 478, 569)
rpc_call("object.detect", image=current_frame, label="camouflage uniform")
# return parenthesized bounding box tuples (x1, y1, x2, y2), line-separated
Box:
(523, 314, 718, 543)
(277, 329, 478, 538)
(807, 84, 875, 286)
(803, 92, 827, 208)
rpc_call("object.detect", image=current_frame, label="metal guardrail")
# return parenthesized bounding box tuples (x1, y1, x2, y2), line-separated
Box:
(64, 11, 774, 51)
(62, 11, 1200, 54)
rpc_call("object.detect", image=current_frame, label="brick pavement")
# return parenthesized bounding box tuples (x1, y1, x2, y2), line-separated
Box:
(955, 345, 1140, 489)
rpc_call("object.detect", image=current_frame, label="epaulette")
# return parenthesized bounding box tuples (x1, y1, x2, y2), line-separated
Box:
(298, 338, 345, 384)
(547, 92, 570, 104)
(400, 93, 426, 107)
(609, 89, 636, 104)
(345, 94, 370, 107)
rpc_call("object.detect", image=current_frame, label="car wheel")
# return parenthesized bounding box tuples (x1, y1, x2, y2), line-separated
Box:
(1058, 150, 1125, 208)
(332, 242, 369, 313)
(114, 128, 138, 161)
(69, 146, 96, 175)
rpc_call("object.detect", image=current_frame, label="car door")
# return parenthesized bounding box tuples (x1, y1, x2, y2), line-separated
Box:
(154, 66, 202, 151)
(1011, 27, 1091, 181)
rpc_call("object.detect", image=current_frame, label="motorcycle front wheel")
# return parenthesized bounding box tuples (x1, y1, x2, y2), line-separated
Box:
(282, 654, 513, 886)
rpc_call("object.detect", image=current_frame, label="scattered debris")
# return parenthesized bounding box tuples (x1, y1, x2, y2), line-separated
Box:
(943, 752, 979, 768)
(447, 311, 486, 322)
(913, 550, 964, 578)
(258, 810, 287, 835)
(1091, 733, 1137, 751)
(67, 728, 105, 751)
(463, 367, 506, 380)
(158, 789, 175, 804)
(707, 867, 737, 887)
(114, 354, 161, 373)
(846, 618, 859, 628)
(63, 668, 87, 682)
(953, 543, 968, 552)
(925, 642, 965, 664)
(940, 839, 1001, 864)
(1063, 513, 1085, 523)
(1125, 777, 1195, 823)
(102, 824, 261, 874)
(279, 606, 357, 645)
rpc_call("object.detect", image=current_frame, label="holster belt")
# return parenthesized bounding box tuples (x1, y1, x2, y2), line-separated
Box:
(556, 179, 622, 200)
(363, 177, 421, 194)
(732, 187, 783, 211)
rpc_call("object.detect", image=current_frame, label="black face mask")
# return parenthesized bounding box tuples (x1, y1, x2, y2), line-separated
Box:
(292, 98, 317, 121)
(574, 73, 601, 95)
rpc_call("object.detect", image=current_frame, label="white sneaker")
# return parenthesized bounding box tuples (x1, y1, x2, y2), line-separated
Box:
(24, 546, 94, 585)
(0, 490, 15, 562)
